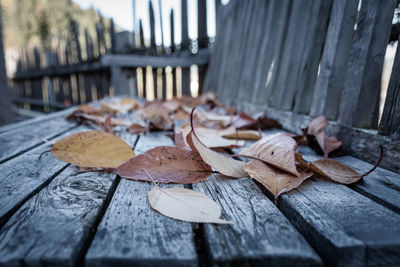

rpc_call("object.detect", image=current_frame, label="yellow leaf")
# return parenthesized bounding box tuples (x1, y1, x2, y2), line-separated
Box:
(51, 131, 135, 168)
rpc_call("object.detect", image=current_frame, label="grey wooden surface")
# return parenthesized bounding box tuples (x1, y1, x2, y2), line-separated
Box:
(0, 112, 400, 266)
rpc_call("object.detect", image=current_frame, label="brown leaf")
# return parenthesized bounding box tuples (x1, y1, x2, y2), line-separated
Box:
(307, 115, 342, 158)
(174, 132, 188, 148)
(244, 160, 313, 198)
(103, 115, 112, 133)
(51, 131, 135, 168)
(128, 123, 147, 134)
(188, 108, 247, 178)
(74, 104, 103, 116)
(113, 146, 212, 184)
(148, 184, 232, 224)
(295, 147, 383, 184)
(230, 112, 257, 129)
(240, 133, 300, 176)
(80, 114, 130, 126)
(119, 98, 140, 109)
(142, 105, 173, 131)
(101, 101, 133, 114)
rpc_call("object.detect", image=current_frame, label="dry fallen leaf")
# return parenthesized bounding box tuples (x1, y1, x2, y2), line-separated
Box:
(221, 127, 261, 140)
(73, 104, 104, 116)
(188, 108, 247, 178)
(142, 105, 173, 131)
(51, 131, 135, 168)
(295, 148, 382, 184)
(119, 97, 140, 109)
(240, 133, 300, 176)
(114, 146, 212, 183)
(148, 185, 232, 224)
(307, 115, 342, 158)
(128, 123, 147, 135)
(101, 101, 134, 114)
(244, 160, 313, 199)
(80, 114, 130, 126)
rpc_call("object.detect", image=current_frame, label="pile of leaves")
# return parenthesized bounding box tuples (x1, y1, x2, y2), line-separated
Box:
(47, 94, 382, 224)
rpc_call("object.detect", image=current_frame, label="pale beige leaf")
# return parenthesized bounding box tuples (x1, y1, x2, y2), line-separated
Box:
(188, 131, 247, 178)
(244, 160, 313, 198)
(51, 131, 135, 168)
(148, 186, 232, 224)
(101, 101, 134, 114)
(240, 133, 300, 176)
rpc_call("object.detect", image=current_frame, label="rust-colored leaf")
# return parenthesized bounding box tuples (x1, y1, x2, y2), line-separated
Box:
(244, 160, 313, 198)
(113, 146, 213, 184)
(51, 131, 135, 168)
(128, 123, 147, 134)
(240, 133, 300, 176)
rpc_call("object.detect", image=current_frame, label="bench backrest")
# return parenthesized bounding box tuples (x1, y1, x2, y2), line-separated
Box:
(204, 0, 400, 172)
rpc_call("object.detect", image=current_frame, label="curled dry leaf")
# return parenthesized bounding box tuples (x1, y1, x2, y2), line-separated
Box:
(148, 186, 232, 224)
(188, 108, 247, 178)
(244, 160, 313, 199)
(73, 104, 103, 116)
(295, 147, 383, 184)
(240, 133, 300, 176)
(142, 105, 173, 131)
(307, 115, 342, 158)
(51, 131, 135, 168)
(113, 146, 212, 184)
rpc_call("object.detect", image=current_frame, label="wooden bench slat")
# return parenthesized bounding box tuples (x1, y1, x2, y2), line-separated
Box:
(0, 126, 89, 227)
(279, 179, 400, 266)
(0, 165, 117, 266)
(0, 115, 75, 164)
(192, 175, 322, 266)
(85, 133, 197, 266)
(300, 146, 400, 214)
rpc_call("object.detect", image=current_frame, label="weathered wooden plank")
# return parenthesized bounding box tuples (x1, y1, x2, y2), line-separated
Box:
(279, 178, 400, 266)
(181, 0, 189, 50)
(101, 50, 210, 68)
(193, 174, 322, 266)
(293, 0, 332, 114)
(309, 0, 358, 119)
(0, 126, 89, 227)
(235, 0, 266, 105)
(13, 61, 107, 80)
(197, 0, 208, 48)
(149, 0, 156, 51)
(299, 146, 400, 214)
(338, 0, 396, 128)
(0, 165, 116, 266)
(86, 132, 197, 266)
(273, 0, 313, 110)
(220, 0, 249, 103)
(253, 0, 292, 106)
(379, 35, 400, 138)
(0, 116, 75, 164)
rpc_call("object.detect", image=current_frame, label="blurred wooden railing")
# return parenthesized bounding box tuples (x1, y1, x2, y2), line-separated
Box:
(11, 0, 213, 112)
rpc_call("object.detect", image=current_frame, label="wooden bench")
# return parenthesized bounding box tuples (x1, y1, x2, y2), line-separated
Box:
(1, 0, 400, 266)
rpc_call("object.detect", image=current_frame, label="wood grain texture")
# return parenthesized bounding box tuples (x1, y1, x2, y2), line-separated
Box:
(0, 165, 117, 267)
(0, 116, 75, 163)
(193, 174, 322, 266)
(85, 132, 197, 267)
(337, 0, 396, 128)
(0, 126, 88, 227)
(279, 178, 400, 266)
(309, 0, 358, 119)
(300, 146, 400, 214)
(379, 34, 400, 138)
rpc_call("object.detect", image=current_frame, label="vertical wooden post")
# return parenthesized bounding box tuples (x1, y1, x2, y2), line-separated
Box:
(170, 10, 177, 96)
(379, 35, 400, 137)
(85, 28, 94, 61)
(181, 0, 190, 96)
(132, 0, 136, 48)
(337, 0, 397, 128)
(198, 0, 208, 48)
(0, 3, 16, 124)
(139, 20, 145, 48)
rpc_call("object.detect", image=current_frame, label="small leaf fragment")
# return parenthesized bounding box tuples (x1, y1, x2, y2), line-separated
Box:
(310, 159, 361, 184)
(114, 146, 213, 184)
(148, 186, 232, 224)
(51, 131, 135, 168)
(244, 160, 313, 198)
